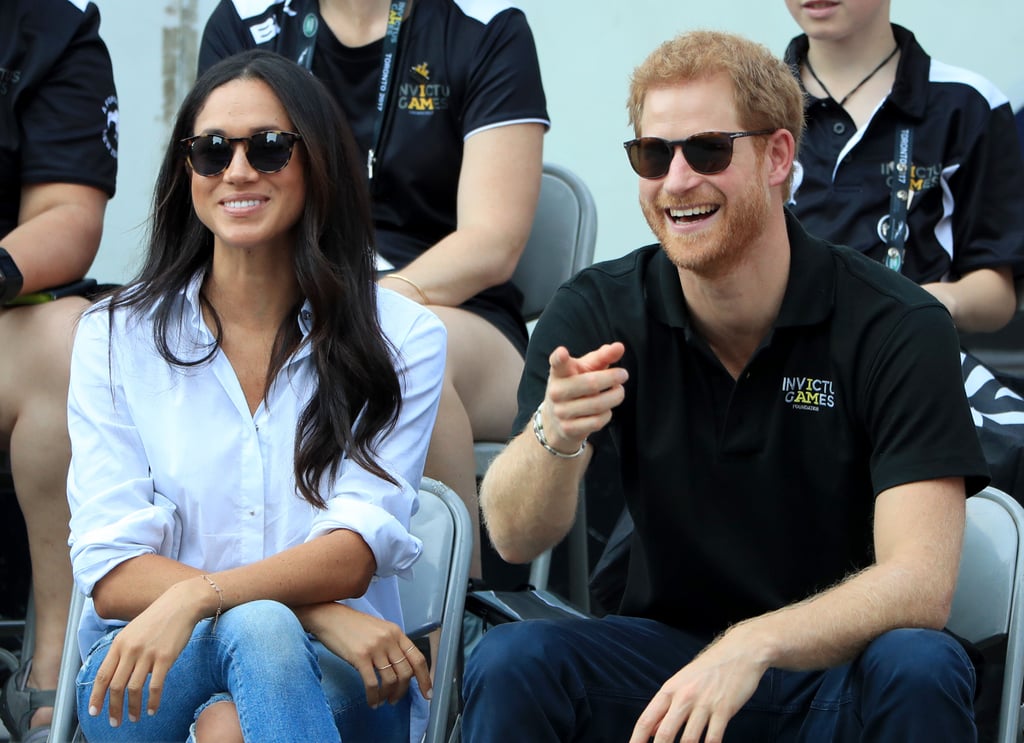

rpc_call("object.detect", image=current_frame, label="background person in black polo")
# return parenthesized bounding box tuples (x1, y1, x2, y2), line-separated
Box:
(0, 2, 117, 741)
(784, 0, 1024, 334)
(782, 0, 1024, 533)
(464, 30, 988, 743)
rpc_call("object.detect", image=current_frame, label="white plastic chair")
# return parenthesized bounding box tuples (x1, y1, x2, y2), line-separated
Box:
(473, 162, 598, 608)
(48, 476, 472, 743)
(948, 485, 1024, 743)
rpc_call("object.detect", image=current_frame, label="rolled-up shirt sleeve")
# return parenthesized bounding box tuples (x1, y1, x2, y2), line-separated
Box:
(308, 293, 447, 579)
(67, 307, 177, 597)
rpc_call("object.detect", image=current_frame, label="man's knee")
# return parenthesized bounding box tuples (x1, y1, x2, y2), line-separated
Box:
(860, 628, 975, 702)
(466, 620, 576, 693)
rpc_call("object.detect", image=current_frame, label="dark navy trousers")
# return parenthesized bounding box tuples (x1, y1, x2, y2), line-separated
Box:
(462, 615, 976, 742)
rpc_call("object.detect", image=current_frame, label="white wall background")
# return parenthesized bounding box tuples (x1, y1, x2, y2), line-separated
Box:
(89, 0, 1024, 284)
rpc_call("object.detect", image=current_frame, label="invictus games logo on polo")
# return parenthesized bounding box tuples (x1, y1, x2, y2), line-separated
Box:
(781, 375, 836, 412)
(398, 62, 449, 113)
(0, 67, 21, 96)
(880, 159, 941, 194)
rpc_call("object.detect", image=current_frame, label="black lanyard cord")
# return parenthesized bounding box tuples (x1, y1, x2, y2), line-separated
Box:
(367, 1, 406, 180)
(291, 1, 407, 181)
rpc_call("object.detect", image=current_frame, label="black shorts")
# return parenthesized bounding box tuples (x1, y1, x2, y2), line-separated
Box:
(460, 281, 528, 358)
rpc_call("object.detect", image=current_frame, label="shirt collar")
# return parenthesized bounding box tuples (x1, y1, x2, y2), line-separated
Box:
(886, 24, 930, 120)
(775, 209, 836, 328)
(784, 24, 930, 121)
(182, 272, 209, 341)
(180, 271, 315, 357)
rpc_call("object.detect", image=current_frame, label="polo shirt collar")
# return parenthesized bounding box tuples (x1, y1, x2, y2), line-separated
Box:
(886, 24, 930, 121)
(644, 210, 836, 332)
(775, 210, 835, 328)
(645, 247, 690, 329)
(784, 24, 930, 122)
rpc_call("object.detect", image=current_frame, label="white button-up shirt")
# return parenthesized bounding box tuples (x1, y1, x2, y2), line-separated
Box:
(67, 274, 446, 659)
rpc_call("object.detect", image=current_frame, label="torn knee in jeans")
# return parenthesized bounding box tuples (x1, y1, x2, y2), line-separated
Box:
(189, 692, 240, 743)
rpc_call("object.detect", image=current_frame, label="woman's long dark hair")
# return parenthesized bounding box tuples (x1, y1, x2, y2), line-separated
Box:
(106, 50, 402, 507)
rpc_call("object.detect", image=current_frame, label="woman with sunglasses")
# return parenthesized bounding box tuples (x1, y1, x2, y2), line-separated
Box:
(199, 0, 549, 579)
(66, 49, 445, 742)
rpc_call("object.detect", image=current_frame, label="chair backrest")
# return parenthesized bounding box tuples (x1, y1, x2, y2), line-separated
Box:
(947, 486, 1024, 743)
(400, 480, 457, 637)
(512, 162, 598, 322)
(400, 476, 473, 743)
(474, 164, 597, 609)
(48, 478, 473, 743)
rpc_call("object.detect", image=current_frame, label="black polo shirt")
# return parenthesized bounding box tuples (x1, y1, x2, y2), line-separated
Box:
(786, 25, 1024, 282)
(0, 0, 118, 238)
(516, 212, 989, 639)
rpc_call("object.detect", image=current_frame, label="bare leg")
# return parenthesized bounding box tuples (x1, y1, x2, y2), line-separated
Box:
(0, 297, 87, 729)
(194, 700, 244, 743)
(423, 307, 525, 580)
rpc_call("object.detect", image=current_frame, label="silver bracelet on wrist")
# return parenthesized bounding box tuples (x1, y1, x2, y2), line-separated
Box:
(532, 403, 587, 459)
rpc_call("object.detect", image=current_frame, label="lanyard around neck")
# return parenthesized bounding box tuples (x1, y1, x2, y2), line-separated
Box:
(293, 1, 407, 181)
(367, 1, 407, 180)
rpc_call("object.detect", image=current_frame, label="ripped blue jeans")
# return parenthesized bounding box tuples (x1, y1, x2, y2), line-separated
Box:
(76, 600, 409, 743)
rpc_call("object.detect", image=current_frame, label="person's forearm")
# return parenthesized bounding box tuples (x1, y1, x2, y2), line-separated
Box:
(728, 558, 955, 673)
(381, 225, 525, 307)
(379, 122, 543, 307)
(921, 266, 1017, 333)
(479, 428, 588, 564)
(742, 479, 966, 670)
(215, 528, 375, 607)
(91, 554, 203, 620)
(93, 529, 376, 622)
(292, 601, 344, 635)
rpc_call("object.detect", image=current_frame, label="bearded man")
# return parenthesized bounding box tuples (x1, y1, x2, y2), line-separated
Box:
(462, 29, 987, 743)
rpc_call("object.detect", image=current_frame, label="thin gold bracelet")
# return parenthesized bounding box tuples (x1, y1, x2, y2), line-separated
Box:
(202, 574, 224, 632)
(384, 273, 430, 305)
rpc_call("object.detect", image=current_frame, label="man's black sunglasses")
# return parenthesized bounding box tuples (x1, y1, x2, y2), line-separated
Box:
(623, 129, 775, 178)
(181, 130, 303, 177)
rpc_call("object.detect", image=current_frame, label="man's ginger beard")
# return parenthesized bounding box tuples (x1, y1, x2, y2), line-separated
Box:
(641, 155, 771, 279)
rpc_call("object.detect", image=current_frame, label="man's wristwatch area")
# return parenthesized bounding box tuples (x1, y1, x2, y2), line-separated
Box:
(0, 247, 24, 305)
